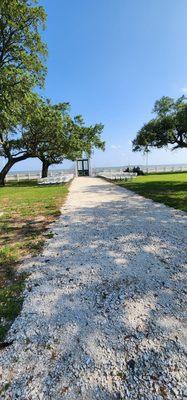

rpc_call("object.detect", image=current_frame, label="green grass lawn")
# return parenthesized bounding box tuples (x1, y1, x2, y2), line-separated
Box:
(0, 180, 68, 341)
(115, 172, 187, 212)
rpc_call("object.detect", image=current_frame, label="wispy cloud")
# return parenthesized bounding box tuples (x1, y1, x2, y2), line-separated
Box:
(181, 87, 187, 94)
(109, 144, 121, 150)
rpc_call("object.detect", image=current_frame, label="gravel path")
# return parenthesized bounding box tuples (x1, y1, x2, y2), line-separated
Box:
(0, 177, 187, 400)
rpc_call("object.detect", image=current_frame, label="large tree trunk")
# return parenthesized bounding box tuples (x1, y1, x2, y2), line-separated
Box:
(0, 154, 33, 186)
(0, 159, 15, 186)
(41, 160, 50, 178)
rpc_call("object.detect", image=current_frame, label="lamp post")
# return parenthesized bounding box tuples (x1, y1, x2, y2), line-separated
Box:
(145, 149, 149, 173)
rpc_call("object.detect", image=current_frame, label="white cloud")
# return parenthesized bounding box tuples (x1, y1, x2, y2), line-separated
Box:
(109, 144, 121, 150)
(181, 87, 187, 94)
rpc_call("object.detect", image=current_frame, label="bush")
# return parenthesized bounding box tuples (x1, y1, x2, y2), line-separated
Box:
(123, 166, 144, 176)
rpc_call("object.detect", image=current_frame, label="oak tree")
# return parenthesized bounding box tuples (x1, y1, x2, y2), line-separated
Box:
(0, 0, 47, 185)
(133, 96, 187, 153)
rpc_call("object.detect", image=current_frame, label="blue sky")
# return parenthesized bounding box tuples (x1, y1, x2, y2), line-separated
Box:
(13, 0, 187, 170)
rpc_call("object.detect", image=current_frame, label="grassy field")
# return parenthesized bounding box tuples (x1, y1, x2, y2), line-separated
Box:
(0, 181, 68, 341)
(115, 172, 187, 212)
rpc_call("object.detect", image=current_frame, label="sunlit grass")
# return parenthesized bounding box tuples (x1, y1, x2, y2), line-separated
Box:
(115, 172, 187, 212)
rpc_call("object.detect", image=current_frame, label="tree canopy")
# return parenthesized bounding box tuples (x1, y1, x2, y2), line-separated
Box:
(132, 96, 187, 153)
(0, 0, 105, 184)
(0, 92, 43, 185)
(22, 100, 105, 178)
(0, 93, 105, 183)
(0, 0, 47, 132)
(0, 0, 47, 87)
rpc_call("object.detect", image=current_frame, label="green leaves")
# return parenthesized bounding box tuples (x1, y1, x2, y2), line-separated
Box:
(133, 96, 187, 152)
(0, 0, 48, 184)
(24, 99, 105, 167)
(0, 0, 105, 184)
(0, 0, 47, 87)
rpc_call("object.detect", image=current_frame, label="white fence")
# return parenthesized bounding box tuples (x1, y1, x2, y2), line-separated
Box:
(94, 164, 187, 177)
(5, 173, 41, 182)
(5, 164, 187, 182)
(141, 165, 187, 173)
(5, 171, 74, 182)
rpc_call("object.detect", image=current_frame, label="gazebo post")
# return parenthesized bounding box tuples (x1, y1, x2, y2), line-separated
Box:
(89, 158, 92, 176)
(75, 159, 78, 177)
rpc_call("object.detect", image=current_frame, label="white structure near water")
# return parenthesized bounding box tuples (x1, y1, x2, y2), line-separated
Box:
(5, 164, 187, 182)
(75, 157, 92, 177)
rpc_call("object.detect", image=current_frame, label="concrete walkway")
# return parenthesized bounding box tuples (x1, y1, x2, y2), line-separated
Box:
(0, 177, 187, 399)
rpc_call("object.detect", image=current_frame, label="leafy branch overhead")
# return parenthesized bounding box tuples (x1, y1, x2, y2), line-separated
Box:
(0, 0, 48, 185)
(0, 0, 47, 133)
(0, 0, 105, 185)
(0, 0, 47, 86)
(133, 96, 187, 152)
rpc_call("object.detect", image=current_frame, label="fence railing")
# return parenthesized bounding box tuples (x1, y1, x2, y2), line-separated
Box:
(5, 171, 74, 182)
(141, 165, 187, 173)
(94, 165, 187, 176)
(5, 164, 187, 182)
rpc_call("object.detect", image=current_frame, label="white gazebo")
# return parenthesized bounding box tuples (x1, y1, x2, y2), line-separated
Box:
(75, 157, 92, 177)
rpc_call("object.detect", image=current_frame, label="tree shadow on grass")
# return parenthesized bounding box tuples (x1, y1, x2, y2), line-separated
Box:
(115, 179, 187, 212)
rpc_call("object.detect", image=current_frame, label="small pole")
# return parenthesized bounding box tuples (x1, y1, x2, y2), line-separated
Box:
(75, 160, 78, 177)
(145, 150, 149, 173)
(89, 158, 92, 177)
